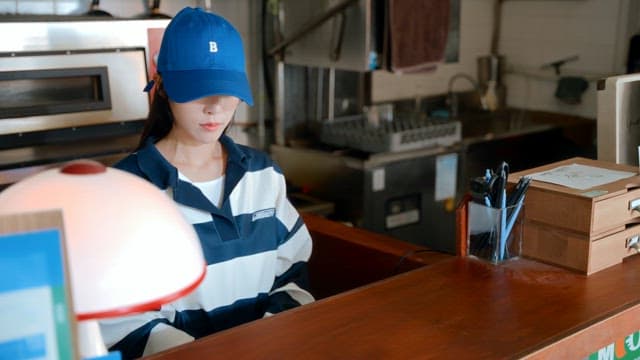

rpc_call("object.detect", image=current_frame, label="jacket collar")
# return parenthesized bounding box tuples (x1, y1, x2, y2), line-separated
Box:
(133, 135, 249, 241)
(134, 134, 250, 191)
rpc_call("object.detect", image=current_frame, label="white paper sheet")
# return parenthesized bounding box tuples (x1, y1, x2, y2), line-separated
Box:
(527, 163, 636, 190)
(435, 153, 458, 201)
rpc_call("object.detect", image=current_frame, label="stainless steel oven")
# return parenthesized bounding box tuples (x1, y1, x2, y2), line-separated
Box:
(0, 17, 170, 188)
(0, 48, 148, 134)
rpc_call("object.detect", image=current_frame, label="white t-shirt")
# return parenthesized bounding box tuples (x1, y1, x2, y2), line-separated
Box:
(178, 172, 225, 208)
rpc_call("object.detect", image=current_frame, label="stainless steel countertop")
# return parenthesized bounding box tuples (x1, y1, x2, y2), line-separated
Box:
(274, 108, 595, 169)
(457, 108, 555, 144)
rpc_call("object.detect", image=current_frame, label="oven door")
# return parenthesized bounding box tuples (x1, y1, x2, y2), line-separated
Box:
(0, 48, 149, 135)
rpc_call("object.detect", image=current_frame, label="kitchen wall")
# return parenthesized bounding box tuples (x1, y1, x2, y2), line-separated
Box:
(2, 0, 638, 123)
(372, 0, 640, 120)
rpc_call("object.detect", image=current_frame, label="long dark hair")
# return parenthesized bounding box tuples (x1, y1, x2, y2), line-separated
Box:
(137, 78, 174, 150)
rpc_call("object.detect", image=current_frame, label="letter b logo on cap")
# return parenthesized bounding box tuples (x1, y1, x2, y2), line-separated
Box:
(209, 41, 218, 53)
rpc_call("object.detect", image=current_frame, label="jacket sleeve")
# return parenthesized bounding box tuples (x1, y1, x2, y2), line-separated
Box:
(264, 171, 315, 316)
(100, 311, 194, 359)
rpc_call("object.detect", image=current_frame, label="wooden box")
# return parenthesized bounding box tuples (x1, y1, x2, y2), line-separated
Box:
(508, 157, 640, 274)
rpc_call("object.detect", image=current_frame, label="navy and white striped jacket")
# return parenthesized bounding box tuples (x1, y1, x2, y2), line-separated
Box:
(100, 135, 314, 359)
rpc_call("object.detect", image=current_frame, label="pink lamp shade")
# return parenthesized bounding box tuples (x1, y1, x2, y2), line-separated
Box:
(0, 160, 206, 320)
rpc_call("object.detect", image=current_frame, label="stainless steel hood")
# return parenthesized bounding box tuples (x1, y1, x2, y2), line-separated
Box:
(275, 0, 381, 71)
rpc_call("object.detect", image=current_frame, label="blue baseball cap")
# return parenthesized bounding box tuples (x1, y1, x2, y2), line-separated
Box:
(154, 7, 253, 105)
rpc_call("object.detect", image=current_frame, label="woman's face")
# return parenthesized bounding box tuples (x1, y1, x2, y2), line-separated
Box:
(168, 95, 240, 145)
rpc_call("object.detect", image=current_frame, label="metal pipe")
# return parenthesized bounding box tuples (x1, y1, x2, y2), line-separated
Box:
(490, 0, 504, 55)
(316, 67, 324, 121)
(327, 67, 335, 122)
(274, 60, 286, 145)
(447, 73, 482, 118)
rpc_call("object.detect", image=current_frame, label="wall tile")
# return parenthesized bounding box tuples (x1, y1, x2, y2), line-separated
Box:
(0, 0, 17, 13)
(563, 17, 591, 45)
(503, 40, 543, 68)
(17, 0, 53, 14)
(503, 75, 529, 109)
(114, 0, 147, 18)
(570, 0, 618, 21)
(372, 0, 618, 111)
(53, 0, 82, 15)
(461, 0, 492, 27)
(578, 44, 617, 73)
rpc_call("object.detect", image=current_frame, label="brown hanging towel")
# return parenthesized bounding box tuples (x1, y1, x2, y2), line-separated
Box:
(388, 0, 450, 73)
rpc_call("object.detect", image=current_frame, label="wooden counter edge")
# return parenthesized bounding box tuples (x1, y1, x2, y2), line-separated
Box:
(522, 301, 640, 359)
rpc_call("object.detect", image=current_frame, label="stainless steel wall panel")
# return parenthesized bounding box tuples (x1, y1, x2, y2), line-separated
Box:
(278, 0, 375, 71)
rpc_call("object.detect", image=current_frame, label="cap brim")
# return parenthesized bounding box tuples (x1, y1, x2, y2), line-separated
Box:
(162, 69, 253, 106)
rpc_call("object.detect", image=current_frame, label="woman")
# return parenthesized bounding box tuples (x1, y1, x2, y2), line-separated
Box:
(100, 7, 314, 359)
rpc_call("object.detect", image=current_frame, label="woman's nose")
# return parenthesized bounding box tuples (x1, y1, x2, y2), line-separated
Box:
(204, 102, 223, 114)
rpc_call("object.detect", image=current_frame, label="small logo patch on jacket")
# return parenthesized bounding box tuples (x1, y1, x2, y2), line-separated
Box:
(252, 208, 275, 221)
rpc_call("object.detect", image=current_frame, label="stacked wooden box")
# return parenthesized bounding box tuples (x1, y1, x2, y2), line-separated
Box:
(509, 157, 640, 275)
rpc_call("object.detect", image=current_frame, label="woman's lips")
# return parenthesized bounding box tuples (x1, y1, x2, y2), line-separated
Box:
(200, 123, 221, 131)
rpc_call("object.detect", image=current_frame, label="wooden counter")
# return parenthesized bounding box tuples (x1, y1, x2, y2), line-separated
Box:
(145, 216, 640, 359)
(302, 213, 452, 299)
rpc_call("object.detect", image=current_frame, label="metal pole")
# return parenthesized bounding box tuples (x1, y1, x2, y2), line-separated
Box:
(274, 60, 286, 145)
(327, 67, 335, 122)
(316, 67, 324, 121)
